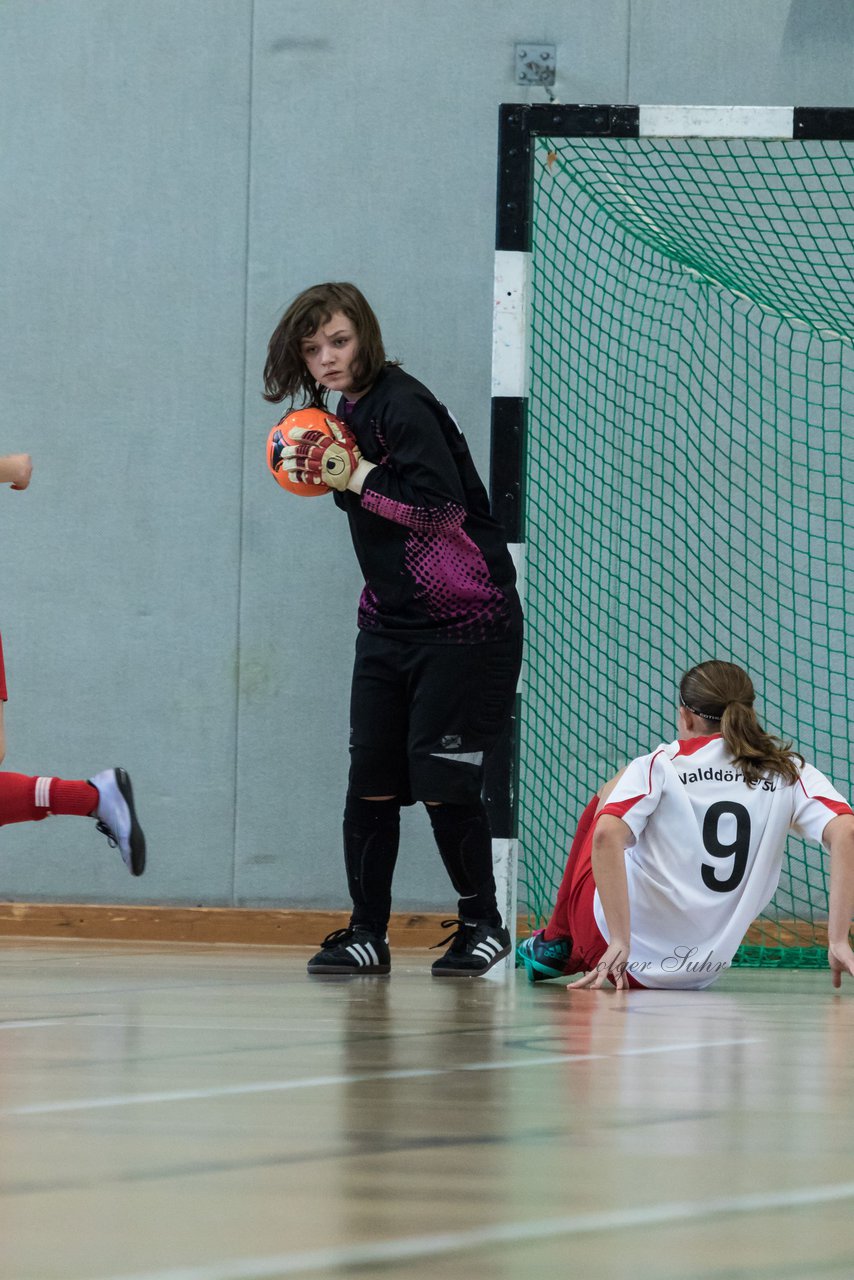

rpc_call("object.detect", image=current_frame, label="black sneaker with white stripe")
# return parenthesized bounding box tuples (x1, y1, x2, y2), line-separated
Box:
(307, 926, 390, 975)
(430, 918, 511, 978)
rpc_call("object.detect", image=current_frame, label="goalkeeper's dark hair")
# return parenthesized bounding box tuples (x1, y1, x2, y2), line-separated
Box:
(263, 282, 397, 408)
(679, 660, 803, 788)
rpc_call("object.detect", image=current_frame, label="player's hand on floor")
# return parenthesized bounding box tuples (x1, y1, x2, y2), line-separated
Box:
(828, 940, 854, 989)
(282, 420, 361, 491)
(568, 940, 631, 991)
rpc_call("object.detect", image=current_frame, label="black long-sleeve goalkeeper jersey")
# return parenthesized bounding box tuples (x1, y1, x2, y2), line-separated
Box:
(333, 366, 521, 644)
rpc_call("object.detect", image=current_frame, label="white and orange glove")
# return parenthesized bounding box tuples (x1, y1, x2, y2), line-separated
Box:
(281, 419, 361, 492)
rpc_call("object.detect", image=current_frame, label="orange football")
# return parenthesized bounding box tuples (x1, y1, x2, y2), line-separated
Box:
(266, 407, 349, 497)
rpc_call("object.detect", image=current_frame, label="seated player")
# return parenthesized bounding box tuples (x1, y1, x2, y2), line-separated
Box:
(518, 660, 854, 991)
(0, 452, 145, 875)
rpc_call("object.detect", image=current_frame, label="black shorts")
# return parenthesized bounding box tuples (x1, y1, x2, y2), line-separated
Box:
(348, 627, 523, 805)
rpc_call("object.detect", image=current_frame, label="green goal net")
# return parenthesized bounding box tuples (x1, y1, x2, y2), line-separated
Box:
(521, 134, 854, 966)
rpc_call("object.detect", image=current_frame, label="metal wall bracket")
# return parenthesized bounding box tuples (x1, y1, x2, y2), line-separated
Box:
(515, 43, 556, 88)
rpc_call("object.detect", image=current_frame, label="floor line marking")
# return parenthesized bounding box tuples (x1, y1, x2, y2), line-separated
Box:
(0, 1017, 327, 1034)
(0, 1037, 759, 1116)
(0, 1019, 82, 1030)
(96, 1180, 854, 1280)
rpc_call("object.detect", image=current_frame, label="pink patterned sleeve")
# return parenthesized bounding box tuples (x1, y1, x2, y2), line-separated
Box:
(360, 485, 466, 533)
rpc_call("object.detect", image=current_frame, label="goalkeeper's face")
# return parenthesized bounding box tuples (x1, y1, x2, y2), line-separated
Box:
(300, 312, 362, 400)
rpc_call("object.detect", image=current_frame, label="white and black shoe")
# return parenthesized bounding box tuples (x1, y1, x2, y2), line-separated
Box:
(307, 927, 390, 975)
(89, 768, 146, 877)
(430, 918, 511, 977)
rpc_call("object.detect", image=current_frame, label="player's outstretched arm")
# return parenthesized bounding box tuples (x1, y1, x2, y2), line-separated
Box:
(825, 814, 854, 988)
(569, 814, 633, 991)
(0, 454, 32, 490)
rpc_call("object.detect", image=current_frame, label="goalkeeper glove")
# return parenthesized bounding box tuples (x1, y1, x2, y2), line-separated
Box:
(281, 418, 361, 491)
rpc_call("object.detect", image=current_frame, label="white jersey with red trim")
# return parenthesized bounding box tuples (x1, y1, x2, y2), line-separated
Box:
(595, 734, 852, 989)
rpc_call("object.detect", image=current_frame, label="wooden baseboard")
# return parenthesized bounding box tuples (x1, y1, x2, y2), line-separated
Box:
(743, 920, 828, 948)
(0, 903, 529, 948)
(0, 903, 828, 952)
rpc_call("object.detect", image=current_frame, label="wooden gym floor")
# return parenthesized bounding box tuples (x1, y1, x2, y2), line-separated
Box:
(0, 938, 852, 1279)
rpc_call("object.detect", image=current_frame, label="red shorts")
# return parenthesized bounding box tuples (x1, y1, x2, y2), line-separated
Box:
(0, 632, 7, 702)
(548, 798, 646, 989)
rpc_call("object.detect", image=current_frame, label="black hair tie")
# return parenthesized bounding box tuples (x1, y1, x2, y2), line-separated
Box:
(680, 699, 723, 722)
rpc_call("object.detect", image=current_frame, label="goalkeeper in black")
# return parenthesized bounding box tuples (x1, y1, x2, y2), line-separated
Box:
(265, 282, 523, 977)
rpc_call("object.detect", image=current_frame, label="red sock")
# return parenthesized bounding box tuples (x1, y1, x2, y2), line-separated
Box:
(0, 774, 98, 826)
(543, 793, 600, 941)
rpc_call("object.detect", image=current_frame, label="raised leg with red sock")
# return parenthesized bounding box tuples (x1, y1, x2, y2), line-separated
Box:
(0, 769, 146, 876)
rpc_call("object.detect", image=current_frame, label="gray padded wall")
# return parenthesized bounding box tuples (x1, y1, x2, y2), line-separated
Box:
(0, 0, 252, 904)
(0, 0, 851, 911)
